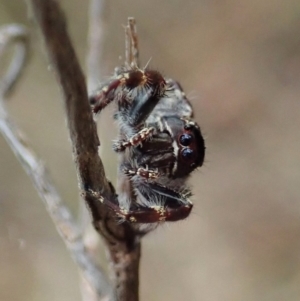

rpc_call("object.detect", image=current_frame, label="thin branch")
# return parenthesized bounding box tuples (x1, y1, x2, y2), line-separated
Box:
(0, 24, 28, 98)
(124, 17, 139, 68)
(28, 1, 141, 301)
(128, 18, 139, 67)
(0, 24, 111, 300)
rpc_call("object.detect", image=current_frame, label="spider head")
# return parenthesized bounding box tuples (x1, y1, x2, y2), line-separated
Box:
(163, 117, 205, 178)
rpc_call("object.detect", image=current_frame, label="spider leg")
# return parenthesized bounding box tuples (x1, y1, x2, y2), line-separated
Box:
(113, 127, 155, 152)
(89, 77, 125, 113)
(90, 69, 166, 115)
(118, 182, 193, 223)
(86, 168, 192, 224)
(87, 178, 192, 224)
(122, 166, 159, 180)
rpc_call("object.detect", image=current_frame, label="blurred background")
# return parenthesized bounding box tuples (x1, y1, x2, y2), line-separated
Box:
(1, 0, 300, 300)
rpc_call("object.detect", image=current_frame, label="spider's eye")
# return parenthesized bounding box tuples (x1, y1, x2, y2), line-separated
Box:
(181, 148, 195, 161)
(179, 133, 193, 146)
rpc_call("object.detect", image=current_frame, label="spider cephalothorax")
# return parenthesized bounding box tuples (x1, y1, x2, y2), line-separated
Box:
(90, 66, 205, 225)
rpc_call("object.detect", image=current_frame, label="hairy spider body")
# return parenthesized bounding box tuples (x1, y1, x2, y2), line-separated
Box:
(90, 67, 205, 224)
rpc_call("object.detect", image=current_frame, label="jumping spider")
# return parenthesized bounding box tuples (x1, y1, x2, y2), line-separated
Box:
(88, 19, 204, 226)
(90, 66, 205, 224)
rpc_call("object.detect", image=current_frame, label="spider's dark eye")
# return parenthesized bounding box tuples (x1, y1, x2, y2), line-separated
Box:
(179, 133, 193, 146)
(181, 148, 195, 161)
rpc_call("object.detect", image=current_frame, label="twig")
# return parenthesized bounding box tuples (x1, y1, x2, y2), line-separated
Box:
(28, 1, 141, 300)
(0, 24, 111, 300)
(124, 17, 139, 68)
(128, 18, 139, 67)
(0, 24, 28, 98)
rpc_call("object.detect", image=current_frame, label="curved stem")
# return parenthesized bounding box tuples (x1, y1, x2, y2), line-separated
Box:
(0, 24, 28, 98)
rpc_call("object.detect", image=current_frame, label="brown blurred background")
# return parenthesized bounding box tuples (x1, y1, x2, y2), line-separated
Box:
(1, 1, 300, 300)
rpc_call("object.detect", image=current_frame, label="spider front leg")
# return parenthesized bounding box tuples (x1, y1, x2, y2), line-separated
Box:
(89, 68, 166, 114)
(113, 127, 155, 152)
